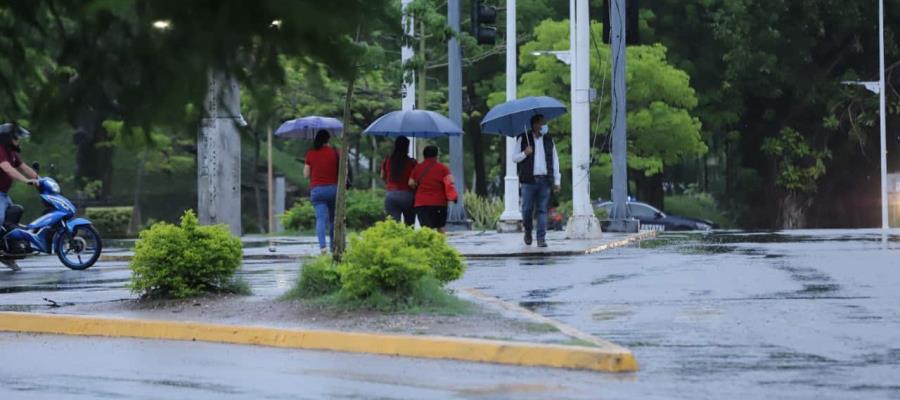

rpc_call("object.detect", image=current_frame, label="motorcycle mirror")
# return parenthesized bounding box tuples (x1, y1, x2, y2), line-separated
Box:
(31, 162, 40, 173)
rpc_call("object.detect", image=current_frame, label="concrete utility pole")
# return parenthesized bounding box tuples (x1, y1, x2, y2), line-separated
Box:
(447, 0, 469, 228)
(402, 0, 417, 157)
(198, 68, 242, 236)
(498, 0, 523, 232)
(604, 0, 639, 233)
(878, 0, 889, 230)
(565, 0, 602, 238)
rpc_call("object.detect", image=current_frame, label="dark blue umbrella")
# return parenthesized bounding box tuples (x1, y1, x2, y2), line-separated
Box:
(480, 96, 567, 137)
(363, 110, 462, 138)
(275, 116, 343, 140)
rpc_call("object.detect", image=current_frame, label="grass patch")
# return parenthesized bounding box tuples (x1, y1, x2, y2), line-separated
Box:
(523, 322, 561, 333)
(285, 277, 472, 315)
(562, 338, 600, 348)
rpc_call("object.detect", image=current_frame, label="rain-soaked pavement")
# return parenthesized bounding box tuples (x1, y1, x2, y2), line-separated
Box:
(455, 229, 900, 399)
(1, 229, 899, 399)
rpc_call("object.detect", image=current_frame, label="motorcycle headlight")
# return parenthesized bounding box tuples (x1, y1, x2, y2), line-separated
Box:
(45, 179, 61, 194)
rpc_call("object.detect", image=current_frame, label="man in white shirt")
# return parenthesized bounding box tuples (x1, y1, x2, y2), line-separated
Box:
(513, 114, 561, 247)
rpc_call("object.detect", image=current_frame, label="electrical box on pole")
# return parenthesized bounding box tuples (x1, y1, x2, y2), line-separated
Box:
(602, 0, 639, 45)
(472, 0, 497, 45)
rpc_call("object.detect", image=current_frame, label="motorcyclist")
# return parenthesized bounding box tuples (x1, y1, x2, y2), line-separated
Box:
(0, 123, 39, 271)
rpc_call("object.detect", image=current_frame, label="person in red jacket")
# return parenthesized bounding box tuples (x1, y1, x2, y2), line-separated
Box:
(381, 136, 417, 225)
(409, 145, 453, 232)
(303, 130, 339, 253)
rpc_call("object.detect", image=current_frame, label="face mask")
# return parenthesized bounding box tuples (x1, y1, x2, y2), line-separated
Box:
(540, 125, 549, 135)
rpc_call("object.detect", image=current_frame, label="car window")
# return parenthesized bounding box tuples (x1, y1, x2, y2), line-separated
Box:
(629, 204, 659, 218)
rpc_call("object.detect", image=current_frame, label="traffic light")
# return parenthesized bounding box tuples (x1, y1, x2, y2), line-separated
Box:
(471, 0, 497, 45)
(602, 0, 640, 45)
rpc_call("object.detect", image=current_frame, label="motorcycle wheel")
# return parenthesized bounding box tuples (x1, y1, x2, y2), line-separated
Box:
(55, 225, 103, 270)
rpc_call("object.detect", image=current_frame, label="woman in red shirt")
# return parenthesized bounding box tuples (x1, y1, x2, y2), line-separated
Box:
(303, 130, 339, 252)
(409, 145, 453, 232)
(381, 136, 417, 226)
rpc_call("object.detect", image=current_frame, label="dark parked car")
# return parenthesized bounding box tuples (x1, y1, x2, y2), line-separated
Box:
(594, 200, 715, 231)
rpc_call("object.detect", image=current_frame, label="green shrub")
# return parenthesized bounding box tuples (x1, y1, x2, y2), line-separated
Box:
(463, 191, 503, 231)
(281, 190, 387, 231)
(129, 210, 244, 298)
(281, 199, 316, 231)
(287, 220, 466, 308)
(404, 226, 465, 283)
(86, 206, 133, 238)
(665, 193, 734, 228)
(339, 220, 432, 299)
(289, 255, 341, 299)
(558, 200, 608, 221)
(346, 190, 387, 229)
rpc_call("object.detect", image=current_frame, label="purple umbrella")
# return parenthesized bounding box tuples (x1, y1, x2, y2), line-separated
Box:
(275, 116, 343, 140)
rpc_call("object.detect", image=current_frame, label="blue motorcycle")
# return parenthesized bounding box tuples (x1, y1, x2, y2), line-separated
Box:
(2, 164, 103, 270)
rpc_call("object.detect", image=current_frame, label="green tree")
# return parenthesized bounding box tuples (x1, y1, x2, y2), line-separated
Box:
(497, 19, 706, 207)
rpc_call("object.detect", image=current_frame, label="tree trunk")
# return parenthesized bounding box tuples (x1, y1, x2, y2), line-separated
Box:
(466, 83, 487, 196)
(252, 127, 266, 233)
(333, 77, 357, 261)
(635, 171, 665, 211)
(73, 114, 114, 199)
(370, 135, 377, 190)
(778, 191, 809, 229)
(353, 132, 361, 188)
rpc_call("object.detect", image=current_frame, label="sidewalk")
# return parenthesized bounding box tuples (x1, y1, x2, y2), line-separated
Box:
(100, 230, 655, 262)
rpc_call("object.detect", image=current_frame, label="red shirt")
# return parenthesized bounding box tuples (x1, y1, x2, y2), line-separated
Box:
(0, 146, 23, 193)
(382, 156, 417, 192)
(410, 158, 450, 207)
(305, 146, 339, 189)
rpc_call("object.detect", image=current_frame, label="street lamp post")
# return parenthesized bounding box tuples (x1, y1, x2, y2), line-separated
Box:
(498, 0, 523, 231)
(878, 0, 889, 230)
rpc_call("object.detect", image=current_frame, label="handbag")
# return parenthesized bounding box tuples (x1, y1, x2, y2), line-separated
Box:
(443, 174, 459, 202)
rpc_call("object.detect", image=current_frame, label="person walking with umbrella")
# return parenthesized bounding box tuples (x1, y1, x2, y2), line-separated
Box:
(409, 145, 456, 233)
(513, 114, 560, 247)
(381, 136, 417, 225)
(304, 130, 340, 253)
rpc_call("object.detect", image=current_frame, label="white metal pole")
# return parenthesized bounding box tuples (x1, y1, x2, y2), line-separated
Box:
(566, 0, 602, 238)
(402, 0, 417, 157)
(499, 0, 522, 228)
(879, 0, 889, 230)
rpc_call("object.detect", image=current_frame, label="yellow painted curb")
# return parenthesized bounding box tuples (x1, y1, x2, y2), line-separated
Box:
(0, 312, 638, 373)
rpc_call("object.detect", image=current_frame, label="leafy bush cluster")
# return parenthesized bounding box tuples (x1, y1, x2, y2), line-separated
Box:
(463, 191, 503, 231)
(86, 206, 133, 238)
(129, 210, 244, 298)
(282, 189, 386, 231)
(290, 220, 466, 309)
(665, 193, 734, 228)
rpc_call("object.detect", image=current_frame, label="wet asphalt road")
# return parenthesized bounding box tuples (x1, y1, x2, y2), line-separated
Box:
(455, 229, 900, 399)
(0, 333, 610, 400)
(1, 229, 899, 399)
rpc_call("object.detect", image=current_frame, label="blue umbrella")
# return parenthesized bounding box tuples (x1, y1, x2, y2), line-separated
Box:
(480, 96, 567, 137)
(363, 110, 462, 138)
(275, 116, 343, 140)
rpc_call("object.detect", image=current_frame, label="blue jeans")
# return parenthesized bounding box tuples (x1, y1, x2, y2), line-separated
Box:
(521, 177, 551, 241)
(310, 185, 337, 250)
(0, 192, 11, 228)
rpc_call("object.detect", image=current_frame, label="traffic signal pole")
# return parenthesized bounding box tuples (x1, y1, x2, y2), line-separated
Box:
(447, 0, 469, 229)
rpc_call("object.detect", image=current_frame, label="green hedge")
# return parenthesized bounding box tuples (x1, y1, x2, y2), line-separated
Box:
(282, 189, 387, 231)
(289, 220, 466, 309)
(129, 210, 245, 298)
(86, 207, 133, 238)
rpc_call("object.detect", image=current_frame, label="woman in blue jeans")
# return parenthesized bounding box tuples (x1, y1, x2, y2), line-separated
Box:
(304, 130, 340, 253)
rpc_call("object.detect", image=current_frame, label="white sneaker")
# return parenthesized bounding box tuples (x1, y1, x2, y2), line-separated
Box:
(1, 258, 21, 271)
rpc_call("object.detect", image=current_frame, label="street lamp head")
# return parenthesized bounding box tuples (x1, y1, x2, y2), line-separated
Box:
(152, 20, 172, 30)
